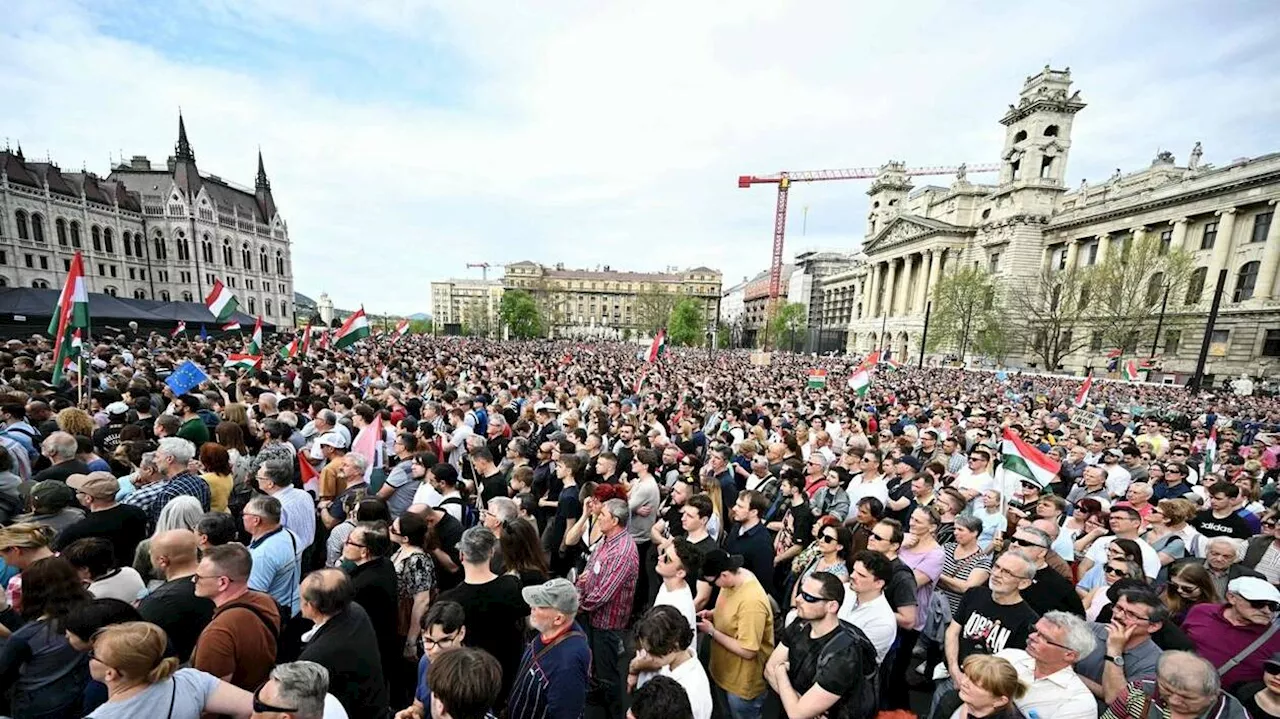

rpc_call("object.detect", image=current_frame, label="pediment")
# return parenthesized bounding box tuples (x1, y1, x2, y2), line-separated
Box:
(863, 214, 969, 255)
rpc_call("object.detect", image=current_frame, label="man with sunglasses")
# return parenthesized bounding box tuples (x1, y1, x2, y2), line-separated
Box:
(1008, 527, 1085, 617)
(252, 661, 346, 719)
(1075, 589, 1167, 703)
(1183, 576, 1280, 690)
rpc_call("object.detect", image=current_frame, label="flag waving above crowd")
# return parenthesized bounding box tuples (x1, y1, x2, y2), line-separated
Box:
(204, 278, 239, 322)
(49, 252, 89, 384)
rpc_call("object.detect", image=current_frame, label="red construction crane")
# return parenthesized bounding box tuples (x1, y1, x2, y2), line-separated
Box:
(466, 262, 497, 280)
(738, 162, 1000, 308)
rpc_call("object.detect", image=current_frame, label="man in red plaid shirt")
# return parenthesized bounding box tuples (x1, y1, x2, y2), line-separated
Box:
(576, 497, 639, 719)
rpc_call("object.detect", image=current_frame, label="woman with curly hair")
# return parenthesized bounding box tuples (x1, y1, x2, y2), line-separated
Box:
(55, 408, 96, 441)
(0, 556, 92, 718)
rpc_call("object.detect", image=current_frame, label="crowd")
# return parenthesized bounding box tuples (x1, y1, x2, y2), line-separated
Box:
(0, 329, 1277, 719)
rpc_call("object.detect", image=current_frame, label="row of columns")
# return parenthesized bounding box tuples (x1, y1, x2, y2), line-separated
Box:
(1052, 198, 1280, 300)
(857, 248, 946, 320)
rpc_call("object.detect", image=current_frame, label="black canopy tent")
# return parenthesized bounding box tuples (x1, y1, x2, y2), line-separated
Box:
(0, 288, 281, 339)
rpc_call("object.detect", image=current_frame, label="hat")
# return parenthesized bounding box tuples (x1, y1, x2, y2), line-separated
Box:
(521, 578, 580, 615)
(317, 432, 347, 449)
(30, 480, 76, 509)
(105, 401, 129, 416)
(1105, 448, 1124, 459)
(701, 549, 744, 580)
(67, 471, 120, 499)
(1228, 576, 1280, 604)
(1265, 652, 1280, 674)
(897, 455, 922, 472)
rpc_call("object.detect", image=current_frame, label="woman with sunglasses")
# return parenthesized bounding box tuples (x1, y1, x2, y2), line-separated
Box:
(1077, 537, 1142, 599)
(1162, 562, 1220, 626)
(86, 621, 252, 718)
(786, 523, 851, 615)
(1083, 557, 1143, 620)
(1141, 499, 1195, 583)
(1240, 652, 1280, 719)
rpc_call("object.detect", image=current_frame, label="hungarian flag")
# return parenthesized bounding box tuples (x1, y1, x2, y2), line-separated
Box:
(807, 369, 828, 388)
(645, 329, 666, 363)
(862, 350, 881, 367)
(848, 366, 871, 398)
(1203, 428, 1217, 478)
(1000, 427, 1060, 489)
(879, 357, 904, 371)
(1074, 375, 1093, 408)
(61, 329, 84, 376)
(334, 308, 371, 350)
(246, 316, 264, 354)
(223, 353, 261, 371)
(1123, 359, 1140, 382)
(221, 321, 241, 332)
(1105, 348, 1123, 358)
(171, 321, 186, 338)
(49, 252, 90, 384)
(394, 318, 410, 339)
(299, 455, 320, 495)
(318, 329, 331, 350)
(300, 321, 313, 355)
(278, 337, 299, 359)
(350, 413, 383, 480)
(204, 279, 238, 322)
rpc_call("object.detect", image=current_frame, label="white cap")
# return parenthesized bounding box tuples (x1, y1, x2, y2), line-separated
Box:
(1228, 576, 1280, 604)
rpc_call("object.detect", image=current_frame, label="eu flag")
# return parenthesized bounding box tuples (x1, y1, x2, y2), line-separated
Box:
(166, 360, 210, 396)
(199, 324, 209, 342)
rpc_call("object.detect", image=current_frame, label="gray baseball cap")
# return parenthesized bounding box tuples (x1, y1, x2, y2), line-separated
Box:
(521, 578, 579, 615)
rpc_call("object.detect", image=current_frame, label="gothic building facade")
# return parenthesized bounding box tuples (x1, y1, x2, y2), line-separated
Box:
(0, 116, 294, 322)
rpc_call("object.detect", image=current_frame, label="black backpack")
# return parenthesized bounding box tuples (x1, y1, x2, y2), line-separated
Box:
(438, 496, 479, 529)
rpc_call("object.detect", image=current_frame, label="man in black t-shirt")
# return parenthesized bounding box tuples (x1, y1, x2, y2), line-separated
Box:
(1192, 482, 1254, 540)
(765, 572, 879, 719)
(137, 529, 215, 661)
(423, 502, 464, 591)
(865, 520, 918, 629)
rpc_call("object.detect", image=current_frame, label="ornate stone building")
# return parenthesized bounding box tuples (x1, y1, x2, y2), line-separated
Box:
(0, 116, 293, 321)
(846, 66, 1280, 382)
(503, 262, 721, 339)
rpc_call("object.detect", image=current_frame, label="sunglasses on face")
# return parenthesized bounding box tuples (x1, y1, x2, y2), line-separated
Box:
(253, 684, 299, 714)
(796, 589, 832, 604)
(819, 533, 839, 544)
(1104, 564, 1128, 577)
(1011, 537, 1045, 549)
(1172, 582, 1200, 595)
(1247, 598, 1280, 612)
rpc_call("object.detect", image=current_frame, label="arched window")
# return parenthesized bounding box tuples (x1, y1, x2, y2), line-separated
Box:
(1044, 125, 1060, 137)
(280, 301, 288, 317)
(0, 277, 8, 287)
(265, 299, 274, 316)
(1013, 129, 1028, 143)
(69, 221, 81, 248)
(92, 226, 102, 251)
(123, 232, 133, 256)
(15, 211, 29, 240)
(202, 234, 214, 263)
(1234, 261, 1260, 302)
(176, 232, 190, 261)
(56, 219, 68, 246)
(1185, 267, 1208, 305)
(1146, 272, 1165, 306)
(31, 214, 44, 243)
(103, 228, 114, 254)
(160, 290, 171, 302)
(104, 286, 118, 297)
(181, 292, 193, 303)
(134, 289, 147, 299)
(222, 239, 233, 266)
(260, 248, 268, 272)
(241, 243, 252, 269)
(153, 233, 168, 260)
(248, 297, 256, 314)
(134, 235, 143, 258)
(31, 279, 50, 289)
(276, 251, 285, 276)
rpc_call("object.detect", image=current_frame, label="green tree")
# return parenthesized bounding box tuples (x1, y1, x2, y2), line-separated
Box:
(1091, 234, 1194, 356)
(635, 289, 679, 336)
(765, 301, 808, 351)
(1008, 266, 1096, 370)
(408, 319, 432, 335)
(667, 298, 704, 347)
(926, 266, 1001, 363)
(499, 290, 545, 339)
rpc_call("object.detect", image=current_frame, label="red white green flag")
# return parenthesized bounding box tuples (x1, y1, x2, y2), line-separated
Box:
(334, 308, 371, 350)
(300, 321, 313, 355)
(848, 367, 871, 398)
(278, 337, 299, 359)
(221, 321, 241, 332)
(246, 316, 264, 354)
(49, 252, 90, 384)
(1000, 427, 1060, 489)
(171, 321, 186, 338)
(645, 329, 666, 363)
(1074, 375, 1093, 408)
(1122, 359, 1140, 382)
(204, 279, 239, 322)
(223, 353, 261, 371)
(394, 318, 410, 339)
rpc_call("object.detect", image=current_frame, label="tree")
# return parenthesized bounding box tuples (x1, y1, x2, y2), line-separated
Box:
(635, 289, 678, 336)
(408, 319, 432, 335)
(926, 265, 1001, 363)
(667, 298, 704, 347)
(1091, 234, 1194, 356)
(498, 290, 544, 339)
(765, 301, 808, 351)
(1008, 266, 1097, 370)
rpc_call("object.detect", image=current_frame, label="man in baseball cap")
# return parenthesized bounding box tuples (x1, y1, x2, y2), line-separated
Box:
(57, 472, 148, 564)
(509, 578, 590, 719)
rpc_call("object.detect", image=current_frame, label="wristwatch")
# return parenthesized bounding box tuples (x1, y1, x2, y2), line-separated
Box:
(1106, 655, 1125, 667)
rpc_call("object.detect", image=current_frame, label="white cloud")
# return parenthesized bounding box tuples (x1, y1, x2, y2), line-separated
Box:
(2, 0, 1277, 314)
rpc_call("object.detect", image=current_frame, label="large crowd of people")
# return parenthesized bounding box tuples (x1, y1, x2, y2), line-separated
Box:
(0, 329, 1277, 719)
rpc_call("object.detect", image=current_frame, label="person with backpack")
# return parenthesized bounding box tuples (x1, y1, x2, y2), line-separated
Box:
(0, 403, 41, 461)
(431, 464, 477, 527)
(190, 543, 281, 692)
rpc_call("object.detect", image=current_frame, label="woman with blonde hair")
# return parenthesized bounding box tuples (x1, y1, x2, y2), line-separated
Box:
(934, 654, 1028, 719)
(0, 523, 56, 610)
(55, 407, 96, 440)
(1140, 498, 1193, 582)
(698, 475, 725, 541)
(87, 621, 252, 717)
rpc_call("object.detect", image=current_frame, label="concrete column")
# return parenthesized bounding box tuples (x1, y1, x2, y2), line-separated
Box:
(1096, 233, 1111, 264)
(1255, 200, 1280, 300)
(928, 249, 943, 299)
(1131, 226, 1148, 256)
(915, 251, 931, 311)
(1208, 208, 1238, 280)
(1171, 218, 1191, 253)
(867, 263, 881, 317)
(897, 256, 912, 314)
(884, 259, 897, 317)
(1065, 239, 1079, 270)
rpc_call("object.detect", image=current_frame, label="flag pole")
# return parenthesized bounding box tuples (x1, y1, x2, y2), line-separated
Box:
(77, 354, 84, 408)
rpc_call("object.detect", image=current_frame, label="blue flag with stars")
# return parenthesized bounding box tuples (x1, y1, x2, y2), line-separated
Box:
(166, 360, 210, 396)
(199, 324, 209, 342)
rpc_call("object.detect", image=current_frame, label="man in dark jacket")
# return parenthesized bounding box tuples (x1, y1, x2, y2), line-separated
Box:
(341, 522, 401, 688)
(298, 568, 389, 718)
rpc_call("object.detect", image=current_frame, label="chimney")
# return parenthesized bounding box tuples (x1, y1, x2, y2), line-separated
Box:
(166, 156, 177, 171)
(130, 156, 151, 171)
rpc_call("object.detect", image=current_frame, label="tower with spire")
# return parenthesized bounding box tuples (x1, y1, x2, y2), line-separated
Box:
(171, 113, 201, 200)
(255, 150, 277, 223)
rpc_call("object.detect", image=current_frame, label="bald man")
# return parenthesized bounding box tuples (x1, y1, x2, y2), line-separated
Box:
(138, 529, 215, 661)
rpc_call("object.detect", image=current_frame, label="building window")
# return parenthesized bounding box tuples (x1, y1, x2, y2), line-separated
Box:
(1146, 273, 1165, 306)
(32, 279, 49, 289)
(103, 228, 114, 254)
(1186, 267, 1207, 304)
(1010, 159, 1021, 181)
(30, 214, 44, 243)
(1164, 330, 1181, 356)
(1044, 125, 1060, 137)
(160, 290, 171, 302)
(222, 240, 233, 266)
(69, 221, 81, 248)
(39, 256, 48, 270)
(128, 268, 135, 280)
(1234, 261, 1260, 302)
(134, 235, 143, 257)
(228, 276, 236, 288)
(1211, 329, 1229, 348)
(1159, 229, 1172, 255)
(134, 289, 147, 299)
(202, 235, 214, 263)
(62, 259, 69, 271)
(276, 251, 285, 275)
(1086, 242, 1098, 266)
(182, 292, 193, 303)
(241, 243, 252, 268)
(123, 232, 133, 256)
(1090, 332, 1103, 351)
(0, 251, 6, 265)
(92, 226, 102, 251)
(988, 253, 1000, 273)
(56, 219, 67, 246)
(260, 248, 268, 272)
(104, 286, 117, 297)
(248, 297, 256, 314)
(1254, 212, 1274, 243)
(23, 254, 33, 268)
(1201, 221, 1218, 250)
(177, 237, 190, 261)
(1056, 248, 1068, 270)
(1013, 130, 1028, 143)
(1039, 156, 1053, 179)
(14, 211, 29, 240)
(280, 301, 288, 316)
(1264, 329, 1280, 357)
(266, 299, 274, 316)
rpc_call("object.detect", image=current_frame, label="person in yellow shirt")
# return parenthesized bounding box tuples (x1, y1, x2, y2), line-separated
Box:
(696, 550, 773, 718)
(198, 442, 234, 513)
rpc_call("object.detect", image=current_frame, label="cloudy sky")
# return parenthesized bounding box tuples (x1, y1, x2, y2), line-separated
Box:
(3, 1, 1278, 315)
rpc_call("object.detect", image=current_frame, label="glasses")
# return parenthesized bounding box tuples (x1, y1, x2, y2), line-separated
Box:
(659, 552, 675, 565)
(1247, 598, 1280, 612)
(253, 684, 299, 714)
(421, 632, 461, 650)
(345, 539, 366, 549)
(1171, 582, 1201, 596)
(1029, 630, 1075, 652)
(968, 457, 985, 463)
(1104, 564, 1128, 577)
(819, 533, 839, 544)
(191, 573, 225, 583)
(1266, 663, 1280, 676)
(992, 564, 1029, 579)
(87, 650, 113, 669)
(1011, 537, 1045, 549)
(869, 533, 891, 543)
(1112, 603, 1153, 623)
(796, 589, 831, 604)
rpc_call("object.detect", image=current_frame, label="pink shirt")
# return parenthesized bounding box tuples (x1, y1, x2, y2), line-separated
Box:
(1182, 603, 1280, 689)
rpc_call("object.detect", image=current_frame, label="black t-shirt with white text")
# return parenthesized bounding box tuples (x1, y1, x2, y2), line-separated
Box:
(1192, 510, 1254, 540)
(953, 586, 1039, 662)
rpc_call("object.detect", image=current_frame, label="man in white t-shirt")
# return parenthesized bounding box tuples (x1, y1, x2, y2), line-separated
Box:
(629, 603, 713, 719)
(838, 550, 897, 664)
(953, 447, 995, 506)
(636, 539, 699, 665)
(1078, 505, 1160, 578)
(1101, 449, 1133, 500)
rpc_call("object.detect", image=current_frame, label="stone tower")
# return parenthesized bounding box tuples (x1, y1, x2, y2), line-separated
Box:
(865, 161, 913, 236)
(996, 66, 1087, 216)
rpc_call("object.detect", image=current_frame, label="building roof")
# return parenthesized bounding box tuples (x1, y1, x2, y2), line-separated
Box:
(507, 261, 720, 283)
